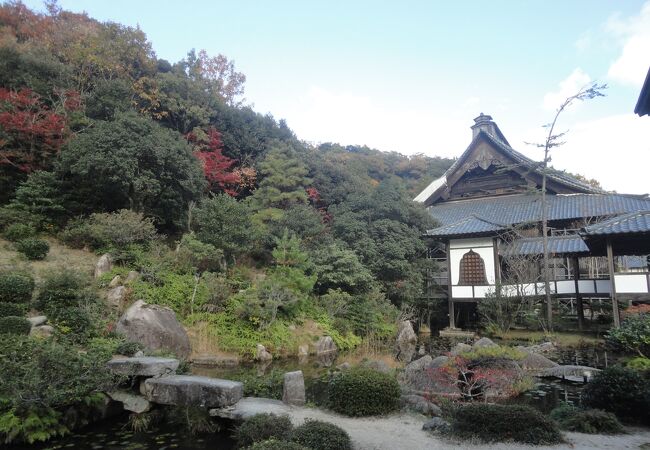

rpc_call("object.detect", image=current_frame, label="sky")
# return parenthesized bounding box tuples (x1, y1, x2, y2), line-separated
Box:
(23, 0, 650, 194)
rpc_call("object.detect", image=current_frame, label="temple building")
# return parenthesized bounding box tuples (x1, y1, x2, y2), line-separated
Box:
(416, 114, 650, 331)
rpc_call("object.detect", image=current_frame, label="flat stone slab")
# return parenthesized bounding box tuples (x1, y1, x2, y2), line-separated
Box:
(144, 375, 243, 408)
(107, 390, 151, 414)
(28, 316, 47, 327)
(538, 365, 600, 381)
(210, 397, 291, 420)
(192, 355, 239, 367)
(107, 357, 179, 377)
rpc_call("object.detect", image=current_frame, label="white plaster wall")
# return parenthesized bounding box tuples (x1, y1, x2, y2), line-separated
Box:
(615, 274, 648, 293)
(449, 238, 495, 286)
(556, 280, 576, 294)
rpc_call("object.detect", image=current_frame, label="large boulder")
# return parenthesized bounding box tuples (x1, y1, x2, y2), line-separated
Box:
(519, 352, 559, 372)
(450, 342, 472, 356)
(400, 394, 442, 416)
(144, 375, 243, 408)
(94, 253, 112, 278)
(396, 320, 418, 362)
(106, 356, 179, 377)
(282, 370, 306, 406)
(315, 336, 337, 355)
(106, 286, 127, 308)
(116, 300, 191, 359)
(472, 337, 497, 349)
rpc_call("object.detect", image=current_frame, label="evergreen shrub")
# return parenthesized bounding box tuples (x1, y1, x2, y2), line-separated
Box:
(559, 409, 623, 434)
(290, 419, 353, 450)
(233, 413, 293, 448)
(0, 302, 25, 318)
(247, 440, 308, 450)
(16, 238, 50, 260)
(450, 403, 563, 444)
(115, 340, 144, 356)
(327, 367, 400, 416)
(3, 223, 36, 242)
(0, 316, 32, 335)
(0, 272, 35, 303)
(606, 314, 650, 357)
(582, 366, 650, 423)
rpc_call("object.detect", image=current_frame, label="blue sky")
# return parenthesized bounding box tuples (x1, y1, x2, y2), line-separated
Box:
(24, 0, 650, 194)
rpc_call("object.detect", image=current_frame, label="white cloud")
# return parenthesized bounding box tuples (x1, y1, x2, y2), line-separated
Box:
(513, 114, 650, 195)
(542, 68, 592, 111)
(606, 2, 650, 87)
(574, 32, 591, 52)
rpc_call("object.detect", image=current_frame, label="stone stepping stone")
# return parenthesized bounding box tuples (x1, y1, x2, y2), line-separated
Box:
(144, 375, 243, 408)
(107, 357, 179, 377)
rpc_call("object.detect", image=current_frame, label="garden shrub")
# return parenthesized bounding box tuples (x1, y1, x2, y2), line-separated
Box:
(3, 223, 36, 242)
(0, 272, 35, 303)
(450, 403, 563, 445)
(558, 409, 623, 434)
(327, 367, 400, 416)
(248, 439, 308, 450)
(230, 369, 285, 399)
(115, 340, 144, 356)
(290, 419, 353, 450)
(175, 233, 224, 273)
(48, 306, 95, 343)
(0, 316, 32, 335)
(0, 302, 24, 317)
(606, 314, 650, 357)
(627, 356, 650, 372)
(131, 270, 208, 317)
(33, 270, 93, 314)
(233, 413, 293, 448)
(16, 238, 50, 260)
(582, 366, 650, 423)
(549, 402, 580, 423)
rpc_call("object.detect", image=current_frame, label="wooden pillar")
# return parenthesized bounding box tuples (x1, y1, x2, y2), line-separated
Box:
(493, 238, 501, 285)
(446, 241, 455, 329)
(572, 256, 584, 331)
(606, 239, 621, 328)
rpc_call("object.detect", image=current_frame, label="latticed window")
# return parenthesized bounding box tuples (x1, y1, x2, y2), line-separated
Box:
(458, 250, 488, 285)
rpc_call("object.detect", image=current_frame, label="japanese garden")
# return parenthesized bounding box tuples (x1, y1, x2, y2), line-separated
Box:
(1, 2, 650, 449)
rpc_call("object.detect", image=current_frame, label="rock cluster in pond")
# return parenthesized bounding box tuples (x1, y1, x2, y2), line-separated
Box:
(116, 300, 191, 359)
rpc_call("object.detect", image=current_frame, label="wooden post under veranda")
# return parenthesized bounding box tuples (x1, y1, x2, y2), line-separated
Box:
(572, 257, 585, 330)
(606, 239, 621, 328)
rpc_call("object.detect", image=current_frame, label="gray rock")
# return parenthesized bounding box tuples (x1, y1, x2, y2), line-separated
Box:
(109, 275, 122, 288)
(297, 344, 309, 356)
(116, 300, 191, 359)
(450, 342, 472, 355)
(30, 324, 54, 338)
(256, 344, 272, 362)
(282, 370, 306, 406)
(525, 341, 556, 354)
(210, 397, 290, 420)
(336, 362, 351, 371)
(401, 355, 457, 395)
(315, 336, 337, 355)
(106, 356, 179, 377)
(363, 360, 391, 374)
(519, 352, 559, 372)
(430, 355, 449, 368)
(192, 355, 239, 368)
(144, 375, 243, 408)
(107, 391, 151, 414)
(134, 350, 145, 357)
(401, 394, 442, 416)
(473, 337, 497, 349)
(422, 417, 450, 432)
(28, 315, 47, 327)
(404, 355, 433, 375)
(94, 253, 112, 278)
(396, 321, 418, 362)
(106, 286, 127, 308)
(124, 271, 140, 284)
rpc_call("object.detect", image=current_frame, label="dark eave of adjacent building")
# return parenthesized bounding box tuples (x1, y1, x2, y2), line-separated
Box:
(635, 66, 650, 116)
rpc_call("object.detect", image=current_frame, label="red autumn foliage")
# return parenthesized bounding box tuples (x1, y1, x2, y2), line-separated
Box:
(187, 127, 241, 196)
(0, 88, 70, 172)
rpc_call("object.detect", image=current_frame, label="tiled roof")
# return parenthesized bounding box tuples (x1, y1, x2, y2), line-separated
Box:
(500, 236, 590, 257)
(582, 210, 650, 236)
(426, 215, 505, 237)
(428, 193, 650, 233)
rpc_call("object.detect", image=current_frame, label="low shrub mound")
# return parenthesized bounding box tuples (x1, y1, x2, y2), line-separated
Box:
(3, 223, 36, 242)
(560, 409, 624, 434)
(233, 413, 293, 448)
(327, 367, 400, 416)
(549, 402, 580, 423)
(247, 439, 309, 450)
(627, 357, 650, 372)
(582, 366, 650, 423)
(0, 316, 32, 335)
(290, 419, 353, 450)
(0, 272, 35, 303)
(16, 238, 50, 260)
(116, 340, 144, 356)
(450, 403, 563, 445)
(0, 302, 25, 318)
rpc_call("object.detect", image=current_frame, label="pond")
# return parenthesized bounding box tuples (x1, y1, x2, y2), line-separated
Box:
(10, 413, 236, 450)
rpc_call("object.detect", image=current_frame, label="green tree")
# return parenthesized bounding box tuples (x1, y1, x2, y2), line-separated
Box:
(311, 243, 373, 294)
(58, 112, 205, 229)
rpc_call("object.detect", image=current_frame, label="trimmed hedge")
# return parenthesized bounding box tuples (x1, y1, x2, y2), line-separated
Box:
(3, 223, 36, 242)
(560, 409, 623, 434)
(450, 403, 563, 445)
(582, 366, 650, 423)
(0, 316, 32, 335)
(327, 367, 400, 417)
(16, 238, 50, 260)
(0, 272, 35, 303)
(290, 420, 352, 450)
(0, 302, 25, 318)
(234, 413, 293, 448)
(247, 440, 308, 450)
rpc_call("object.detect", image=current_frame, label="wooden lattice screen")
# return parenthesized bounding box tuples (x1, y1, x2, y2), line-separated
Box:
(458, 249, 488, 285)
